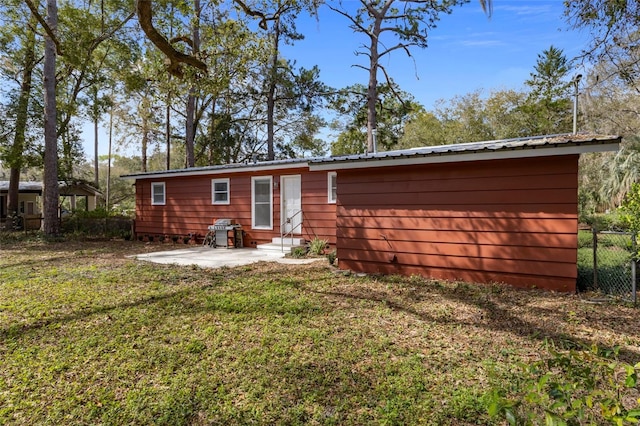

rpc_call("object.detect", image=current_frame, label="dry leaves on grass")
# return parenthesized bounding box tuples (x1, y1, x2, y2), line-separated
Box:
(1, 239, 639, 425)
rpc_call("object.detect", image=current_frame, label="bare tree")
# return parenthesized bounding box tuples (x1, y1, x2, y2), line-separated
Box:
(328, 0, 462, 153)
(330, 0, 491, 153)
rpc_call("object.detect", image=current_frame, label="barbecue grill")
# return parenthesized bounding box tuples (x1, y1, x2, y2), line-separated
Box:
(206, 218, 242, 248)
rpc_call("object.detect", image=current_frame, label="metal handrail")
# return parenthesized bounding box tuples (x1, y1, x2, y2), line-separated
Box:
(281, 209, 303, 252)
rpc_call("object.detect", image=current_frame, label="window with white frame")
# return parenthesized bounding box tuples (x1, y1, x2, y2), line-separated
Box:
(151, 182, 166, 205)
(212, 178, 230, 205)
(252, 176, 272, 229)
(328, 172, 337, 204)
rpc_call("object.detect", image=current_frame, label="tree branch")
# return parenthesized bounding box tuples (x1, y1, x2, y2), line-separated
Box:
(378, 63, 407, 107)
(232, 0, 270, 30)
(22, 0, 63, 55)
(170, 35, 194, 48)
(327, 4, 373, 37)
(379, 42, 412, 58)
(90, 10, 135, 50)
(136, 0, 207, 77)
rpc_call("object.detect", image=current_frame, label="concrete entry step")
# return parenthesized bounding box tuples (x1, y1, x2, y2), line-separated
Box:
(256, 242, 305, 254)
(271, 237, 306, 246)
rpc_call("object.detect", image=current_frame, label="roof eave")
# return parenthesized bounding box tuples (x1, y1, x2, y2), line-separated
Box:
(121, 161, 311, 181)
(309, 139, 620, 171)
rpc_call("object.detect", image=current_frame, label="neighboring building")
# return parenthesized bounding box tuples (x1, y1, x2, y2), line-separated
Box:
(0, 182, 42, 220)
(124, 134, 620, 292)
(59, 181, 103, 212)
(0, 181, 103, 229)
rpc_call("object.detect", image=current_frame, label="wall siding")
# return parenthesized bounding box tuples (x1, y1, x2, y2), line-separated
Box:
(134, 168, 336, 246)
(335, 155, 579, 292)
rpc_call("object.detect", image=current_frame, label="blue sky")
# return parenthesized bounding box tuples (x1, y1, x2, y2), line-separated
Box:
(282, 0, 589, 110)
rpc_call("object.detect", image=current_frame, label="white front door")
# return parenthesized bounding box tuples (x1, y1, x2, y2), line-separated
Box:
(281, 175, 302, 235)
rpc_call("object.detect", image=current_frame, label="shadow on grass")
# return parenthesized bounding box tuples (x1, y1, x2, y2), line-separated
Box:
(0, 282, 215, 341)
(0, 266, 321, 342)
(307, 276, 640, 365)
(6, 261, 639, 424)
(0, 238, 156, 256)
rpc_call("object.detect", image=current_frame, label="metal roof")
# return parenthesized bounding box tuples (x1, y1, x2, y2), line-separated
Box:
(308, 133, 621, 170)
(120, 133, 621, 179)
(0, 181, 102, 196)
(120, 156, 318, 180)
(0, 181, 42, 192)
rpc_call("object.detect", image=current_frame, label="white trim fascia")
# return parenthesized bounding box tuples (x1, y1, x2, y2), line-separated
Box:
(308, 142, 620, 171)
(122, 162, 309, 181)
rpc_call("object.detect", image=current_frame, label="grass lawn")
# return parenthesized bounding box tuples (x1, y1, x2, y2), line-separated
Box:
(1, 238, 639, 425)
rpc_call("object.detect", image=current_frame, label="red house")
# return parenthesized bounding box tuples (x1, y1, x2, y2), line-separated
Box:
(126, 161, 338, 248)
(124, 134, 620, 292)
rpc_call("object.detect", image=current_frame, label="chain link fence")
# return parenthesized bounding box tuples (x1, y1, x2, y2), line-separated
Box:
(578, 229, 637, 303)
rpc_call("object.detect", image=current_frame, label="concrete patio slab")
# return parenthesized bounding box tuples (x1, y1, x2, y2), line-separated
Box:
(130, 246, 322, 269)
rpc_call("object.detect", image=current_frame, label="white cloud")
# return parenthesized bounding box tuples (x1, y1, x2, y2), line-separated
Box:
(460, 39, 506, 47)
(494, 4, 554, 16)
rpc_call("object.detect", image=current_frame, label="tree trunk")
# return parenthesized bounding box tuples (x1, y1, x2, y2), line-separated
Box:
(140, 96, 151, 172)
(107, 101, 113, 209)
(166, 94, 171, 170)
(208, 100, 216, 164)
(184, 0, 201, 168)
(43, 0, 60, 236)
(185, 93, 196, 167)
(166, 5, 173, 171)
(94, 115, 99, 186)
(266, 18, 280, 161)
(367, 18, 380, 154)
(7, 15, 37, 219)
(8, 168, 20, 218)
(141, 118, 149, 173)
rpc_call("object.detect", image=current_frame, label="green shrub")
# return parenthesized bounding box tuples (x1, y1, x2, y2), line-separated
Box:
(291, 246, 307, 258)
(73, 207, 111, 219)
(61, 214, 132, 238)
(486, 342, 640, 425)
(309, 237, 328, 256)
(327, 250, 337, 266)
(583, 212, 628, 232)
(577, 230, 593, 248)
(0, 230, 44, 243)
(579, 187, 598, 222)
